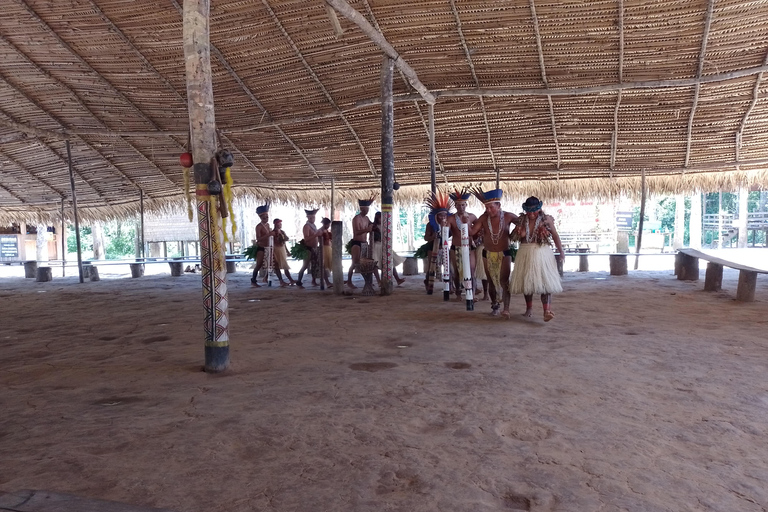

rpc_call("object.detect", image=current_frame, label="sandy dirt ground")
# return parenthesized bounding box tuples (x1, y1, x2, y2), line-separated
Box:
(1, 254, 768, 512)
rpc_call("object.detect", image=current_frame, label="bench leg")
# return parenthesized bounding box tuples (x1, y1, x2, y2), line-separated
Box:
(703, 262, 722, 291)
(609, 254, 627, 275)
(579, 254, 589, 272)
(736, 270, 757, 302)
(678, 253, 699, 281)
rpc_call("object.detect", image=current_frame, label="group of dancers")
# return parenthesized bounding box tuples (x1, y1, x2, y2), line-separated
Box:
(247, 187, 564, 321)
(422, 187, 564, 322)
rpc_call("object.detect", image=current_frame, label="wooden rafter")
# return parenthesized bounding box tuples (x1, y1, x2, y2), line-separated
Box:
(684, 0, 715, 169)
(0, 148, 65, 198)
(0, 105, 109, 202)
(0, 72, 150, 197)
(324, 4, 344, 37)
(449, 0, 498, 174)
(359, 0, 449, 183)
(216, 130, 272, 186)
(83, 0, 268, 188)
(324, 0, 436, 105)
(529, 0, 561, 170)
(736, 48, 768, 162)
(12, 1, 180, 190)
(261, 0, 377, 178)
(610, 0, 624, 173)
(169, 0, 325, 186)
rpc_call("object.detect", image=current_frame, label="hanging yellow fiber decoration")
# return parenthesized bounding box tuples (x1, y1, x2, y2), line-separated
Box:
(183, 166, 193, 222)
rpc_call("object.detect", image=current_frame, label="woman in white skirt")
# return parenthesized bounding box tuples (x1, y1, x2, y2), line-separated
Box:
(509, 196, 565, 321)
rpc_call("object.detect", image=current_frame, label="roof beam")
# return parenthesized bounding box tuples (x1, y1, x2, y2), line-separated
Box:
(359, 0, 447, 183)
(0, 148, 65, 198)
(736, 48, 768, 162)
(610, 0, 624, 173)
(9, 3, 180, 190)
(0, 72, 151, 197)
(324, 4, 344, 37)
(168, 0, 326, 186)
(0, 106, 110, 202)
(529, 0, 561, 170)
(449, 0, 498, 175)
(261, 0, 377, 178)
(83, 0, 268, 188)
(684, 0, 715, 169)
(216, 130, 272, 185)
(324, 0, 436, 105)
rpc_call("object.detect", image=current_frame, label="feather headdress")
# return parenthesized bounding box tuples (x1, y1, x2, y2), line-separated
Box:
(358, 196, 376, 207)
(424, 192, 454, 214)
(470, 186, 503, 204)
(449, 188, 471, 202)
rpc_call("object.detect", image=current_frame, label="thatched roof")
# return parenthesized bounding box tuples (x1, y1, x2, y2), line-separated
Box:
(2, 0, 768, 222)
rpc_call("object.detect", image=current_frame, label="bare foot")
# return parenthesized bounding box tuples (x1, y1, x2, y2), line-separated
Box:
(501, 310, 511, 319)
(346, 281, 358, 289)
(522, 308, 533, 317)
(396, 277, 406, 285)
(251, 281, 261, 288)
(296, 282, 304, 288)
(482, 295, 490, 302)
(543, 310, 555, 322)
(279, 281, 288, 288)
(311, 281, 319, 287)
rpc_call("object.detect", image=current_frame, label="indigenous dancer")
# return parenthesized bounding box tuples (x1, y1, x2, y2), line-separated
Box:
(372, 211, 406, 285)
(346, 197, 376, 289)
(424, 192, 454, 294)
(510, 196, 564, 322)
(250, 203, 271, 287)
(318, 217, 333, 288)
(466, 188, 519, 317)
(272, 218, 295, 287)
(448, 189, 478, 300)
(297, 208, 321, 287)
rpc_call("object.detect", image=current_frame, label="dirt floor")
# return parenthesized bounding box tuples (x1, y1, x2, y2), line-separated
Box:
(1, 257, 768, 512)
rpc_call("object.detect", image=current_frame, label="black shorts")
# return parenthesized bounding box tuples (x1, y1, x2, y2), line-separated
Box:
(349, 240, 363, 248)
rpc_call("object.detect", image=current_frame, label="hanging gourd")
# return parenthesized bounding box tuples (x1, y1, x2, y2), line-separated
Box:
(216, 149, 237, 241)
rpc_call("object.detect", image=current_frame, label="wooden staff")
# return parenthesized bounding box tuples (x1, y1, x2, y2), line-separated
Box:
(318, 234, 325, 291)
(441, 224, 451, 301)
(460, 221, 474, 311)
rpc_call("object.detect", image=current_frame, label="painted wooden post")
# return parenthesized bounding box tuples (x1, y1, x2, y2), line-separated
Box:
(332, 221, 343, 294)
(380, 56, 395, 295)
(66, 140, 84, 283)
(184, 0, 230, 373)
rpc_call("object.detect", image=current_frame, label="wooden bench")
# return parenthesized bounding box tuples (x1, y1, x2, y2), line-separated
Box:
(676, 248, 767, 302)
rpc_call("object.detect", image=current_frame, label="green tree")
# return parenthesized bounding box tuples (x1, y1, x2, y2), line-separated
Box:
(67, 225, 92, 254)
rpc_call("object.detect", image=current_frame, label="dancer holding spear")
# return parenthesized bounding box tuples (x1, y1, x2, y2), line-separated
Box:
(424, 192, 454, 296)
(448, 190, 479, 302)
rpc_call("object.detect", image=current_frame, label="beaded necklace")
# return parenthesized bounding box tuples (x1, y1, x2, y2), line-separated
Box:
(525, 214, 543, 243)
(487, 213, 505, 245)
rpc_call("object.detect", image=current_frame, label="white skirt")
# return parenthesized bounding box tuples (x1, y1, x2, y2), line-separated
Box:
(372, 241, 405, 267)
(509, 243, 562, 295)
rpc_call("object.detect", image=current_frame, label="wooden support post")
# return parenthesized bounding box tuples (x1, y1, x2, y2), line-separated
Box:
(89, 265, 100, 282)
(634, 169, 646, 270)
(139, 189, 145, 258)
(184, 0, 230, 372)
(678, 253, 699, 281)
(380, 56, 395, 295)
(66, 140, 84, 283)
(332, 221, 343, 294)
(60, 198, 66, 277)
(736, 270, 758, 302)
(429, 103, 436, 194)
(674, 252, 682, 276)
(704, 262, 723, 291)
(690, 192, 702, 249)
(495, 167, 500, 189)
(609, 254, 628, 275)
(330, 178, 335, 222)
(403, 257, 418, 275)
